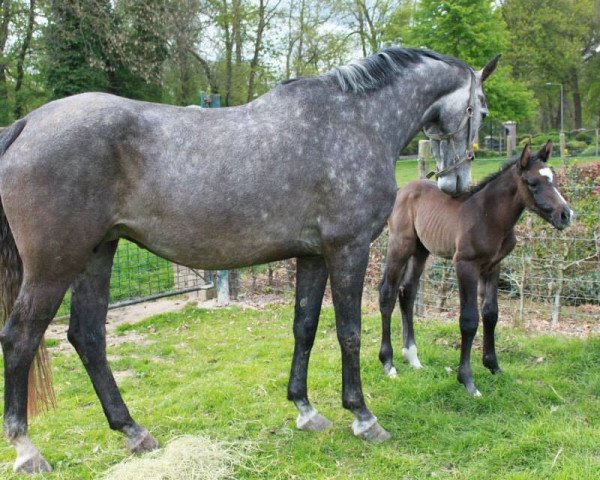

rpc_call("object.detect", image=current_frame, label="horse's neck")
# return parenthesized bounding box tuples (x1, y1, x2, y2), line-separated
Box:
(475, 168, 525, 233)
(351, 66, 466, 158)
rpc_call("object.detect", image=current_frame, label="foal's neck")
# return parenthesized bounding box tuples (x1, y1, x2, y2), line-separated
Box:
(475, 165, 525, 233)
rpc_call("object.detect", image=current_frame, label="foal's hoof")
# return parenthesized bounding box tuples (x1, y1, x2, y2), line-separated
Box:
(297, 410, 333, 431)
(127, 429, 159, 454)
(353, 418, 391, 442)
(14, 454, 52, 473)
(489, 366, 503, 375)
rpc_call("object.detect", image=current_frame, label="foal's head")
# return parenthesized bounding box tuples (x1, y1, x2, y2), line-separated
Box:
(516, 141, 573, 230)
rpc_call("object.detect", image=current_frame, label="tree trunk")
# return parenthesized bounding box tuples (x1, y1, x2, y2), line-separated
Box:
(571, 68, 582, 130)
(222, 0, 233, 106)
(14, 0, 36, 118)
(0, 0, 12, 124)
(294, 0, 305, 77)
(246, 0, 265, 102)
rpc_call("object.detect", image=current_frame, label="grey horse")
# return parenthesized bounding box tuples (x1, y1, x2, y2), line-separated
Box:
(0, 47, 498, 473)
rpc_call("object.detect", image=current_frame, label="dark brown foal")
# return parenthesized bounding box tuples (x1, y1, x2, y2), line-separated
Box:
(379, 141, 572, 395)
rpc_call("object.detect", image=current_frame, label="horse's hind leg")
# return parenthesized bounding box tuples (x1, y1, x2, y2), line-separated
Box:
(399, 248, 429, 370)
(327, 239, 390, 442)
(67, 241, 158, 453)
(287, 256, 332, 431)
(480, 266, 501, 374)
(1, 281, 69, 473)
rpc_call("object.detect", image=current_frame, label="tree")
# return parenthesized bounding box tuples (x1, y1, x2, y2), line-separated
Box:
(502, 0, 596, 130)
(44, 0, 114, 98)
(396, 0, 536, 122)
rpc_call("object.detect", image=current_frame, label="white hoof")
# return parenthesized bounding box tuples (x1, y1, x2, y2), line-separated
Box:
(387, 366, 398, 378)
(402, 345, 423, 369)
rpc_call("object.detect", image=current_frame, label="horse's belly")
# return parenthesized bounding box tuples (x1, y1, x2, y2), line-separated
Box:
(117, 219, 322, 270)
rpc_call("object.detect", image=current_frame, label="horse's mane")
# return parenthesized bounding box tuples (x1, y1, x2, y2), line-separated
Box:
(467, 158, 518, 197)
(281, 47, 471, 94)
(328, 47, 471, 93)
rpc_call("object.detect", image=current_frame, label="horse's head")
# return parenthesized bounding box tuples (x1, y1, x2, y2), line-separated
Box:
(517, 141, 573, 230)
(424, 55, 500, 195)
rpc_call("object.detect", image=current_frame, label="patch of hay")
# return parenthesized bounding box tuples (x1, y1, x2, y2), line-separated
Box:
(103, 435, 238, 480)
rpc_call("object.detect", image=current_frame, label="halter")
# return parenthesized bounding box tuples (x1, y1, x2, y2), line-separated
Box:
(423, 71, 478, 180)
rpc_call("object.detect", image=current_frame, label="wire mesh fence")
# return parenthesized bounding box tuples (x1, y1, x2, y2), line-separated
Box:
(56, 160, 599, 329)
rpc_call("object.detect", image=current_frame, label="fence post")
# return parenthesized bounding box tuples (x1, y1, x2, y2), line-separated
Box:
(217, 270, 230, 306)
(415, 140, 430, 318)
(559, 132, 566, 163)
(596, 128, 599, 157)
(418, 140, 431, 179)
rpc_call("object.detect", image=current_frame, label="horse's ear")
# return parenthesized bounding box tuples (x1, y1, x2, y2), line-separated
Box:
(478, 54, 501, 83)
(538, 140, 553, 162)
(519, 143, 531, 170)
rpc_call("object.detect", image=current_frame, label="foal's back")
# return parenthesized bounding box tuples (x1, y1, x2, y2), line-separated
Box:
(390, 180, 466, 260)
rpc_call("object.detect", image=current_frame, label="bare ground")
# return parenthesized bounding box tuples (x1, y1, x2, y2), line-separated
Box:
(44, 289, 600, 355)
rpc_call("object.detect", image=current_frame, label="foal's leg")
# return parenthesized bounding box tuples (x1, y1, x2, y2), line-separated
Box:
(0, 281, 69, 473)
(379, 259, 407, 378)
(67, 241, 158, 453)
(454, 260, 481, 396)
(379, 234, 418, 377)
(327, 239, 390, 442)
(480, 266, 501, 374)
(287, 256, 331, 431)
(399, 249, 429, 370)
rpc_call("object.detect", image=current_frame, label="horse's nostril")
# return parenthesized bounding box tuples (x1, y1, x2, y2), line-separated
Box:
(560, 208, 570, 224)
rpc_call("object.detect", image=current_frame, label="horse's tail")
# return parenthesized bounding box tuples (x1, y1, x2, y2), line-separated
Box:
(0, 119, 56, 416)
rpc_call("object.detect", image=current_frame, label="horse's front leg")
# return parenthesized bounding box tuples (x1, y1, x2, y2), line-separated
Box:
(455, 260, 481, 396)
(287, 256, 332, 431)
(68, 241, 158, 454)
(480, 265, 501, 374)
(327, 239, 390, 442)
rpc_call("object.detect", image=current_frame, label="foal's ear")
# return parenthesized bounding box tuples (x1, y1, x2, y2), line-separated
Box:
(537, 140, 553, 162)
(478, 54, 501, 83)
(519, 143, 532, 170)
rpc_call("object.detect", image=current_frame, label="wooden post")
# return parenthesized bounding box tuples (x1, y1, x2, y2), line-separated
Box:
(418, 140, 431, 179)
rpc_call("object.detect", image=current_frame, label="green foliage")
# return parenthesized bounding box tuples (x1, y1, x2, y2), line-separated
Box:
(44, 0, 113, 98)
(399, 0, 537, 123)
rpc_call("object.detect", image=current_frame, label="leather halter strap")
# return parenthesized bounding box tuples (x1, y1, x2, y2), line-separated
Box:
(423, 71, 478, 180)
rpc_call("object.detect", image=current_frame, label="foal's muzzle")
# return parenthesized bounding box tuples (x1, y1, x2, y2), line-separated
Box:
(551, 206, 573, 230)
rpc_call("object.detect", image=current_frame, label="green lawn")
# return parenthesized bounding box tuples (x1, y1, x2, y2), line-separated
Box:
(394, 155, 598, 187)
(2, 305, 599, 479)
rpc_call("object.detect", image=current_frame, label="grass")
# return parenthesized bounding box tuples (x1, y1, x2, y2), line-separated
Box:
(394, 155, 598, 187)
(1, 304, 600, 479)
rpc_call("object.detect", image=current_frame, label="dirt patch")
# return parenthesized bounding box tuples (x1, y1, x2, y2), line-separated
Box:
(46, 296, 193, 351)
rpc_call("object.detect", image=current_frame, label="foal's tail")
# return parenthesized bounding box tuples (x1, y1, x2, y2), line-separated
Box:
(0, 119, 55, 416)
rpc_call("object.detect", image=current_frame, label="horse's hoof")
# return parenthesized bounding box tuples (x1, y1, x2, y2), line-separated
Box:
(353, 418, 391, 442)
(127, 429, 159, 454)
(489, 367, 503, 375)
(384, 365, 398, 378)
(14, 454, 52, 473)
(464, 384, 482, 397)
(297, 410, 333, 431)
